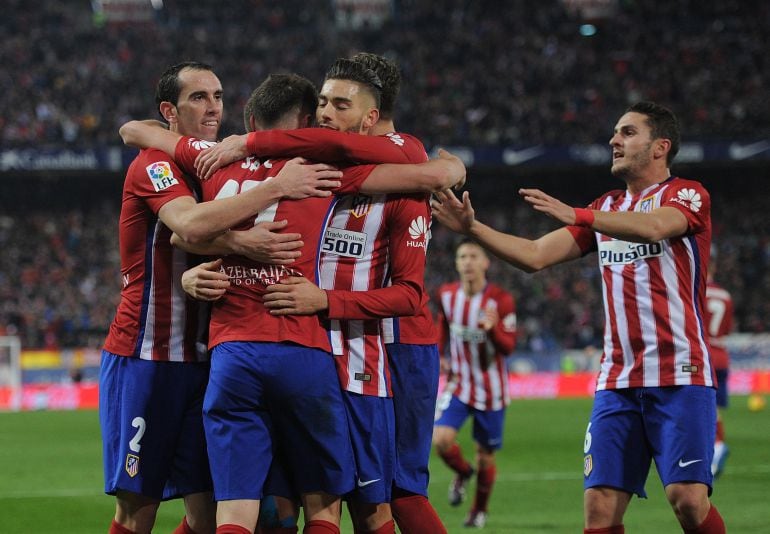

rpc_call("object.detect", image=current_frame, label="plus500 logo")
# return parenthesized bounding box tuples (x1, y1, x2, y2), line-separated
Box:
(598, 240, 663, 265)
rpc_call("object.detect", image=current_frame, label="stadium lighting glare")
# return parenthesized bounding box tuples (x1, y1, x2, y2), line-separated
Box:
(580, 24, 597, 36)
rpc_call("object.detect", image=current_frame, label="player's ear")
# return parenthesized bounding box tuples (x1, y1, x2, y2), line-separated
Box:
(362, 107, 380, 131)
(159, 101, 178, 125)
(653, 138, 671, 161)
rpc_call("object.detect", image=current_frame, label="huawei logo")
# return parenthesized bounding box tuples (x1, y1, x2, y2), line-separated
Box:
(189, 138, 217, 151)
(409, 216, 427, 239)
(676, 188, 702, 212)
(407, 216, 429, 250)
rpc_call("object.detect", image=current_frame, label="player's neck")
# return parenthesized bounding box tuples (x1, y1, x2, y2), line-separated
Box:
(624, 166, 671, 195)
(370, 120, 396, 136)
(462, 278, 485, 296)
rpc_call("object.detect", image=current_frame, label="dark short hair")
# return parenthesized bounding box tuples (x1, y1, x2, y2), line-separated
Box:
(627, 101, 681, 165)
(155, 61, 215, 118)
(351, 52, 400, 119)
(243, 73, 318, 131)
(324, 58, 383, 108)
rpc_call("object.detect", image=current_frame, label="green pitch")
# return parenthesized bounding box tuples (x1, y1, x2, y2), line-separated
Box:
(1, 397, 767, 533)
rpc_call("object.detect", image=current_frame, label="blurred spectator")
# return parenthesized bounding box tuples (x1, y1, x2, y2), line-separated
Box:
(1, 0, 769, 148)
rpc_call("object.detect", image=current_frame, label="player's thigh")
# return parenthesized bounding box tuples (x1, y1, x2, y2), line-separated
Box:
(100, 351, 207, 500)
(433, 394, 469, 447)
(584, 389, 650, 498)
(267, 344, 356, 497)
(643, 386, 716, 488)
(471, 406, 505, 451)
(203, 342, 273, 500)
(344, 392, 396, 504)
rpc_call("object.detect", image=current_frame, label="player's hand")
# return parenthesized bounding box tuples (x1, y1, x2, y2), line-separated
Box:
(431, 189, 476, 234)
(519, 188, 576, 225)
(194, 134, 249, 181)
(229, 220, 303, 264)
(181, 259, 230, 301)
(274, 157, 343, 199)
(263, 276, 329, 315)
(437, 148, 467, 190)
(478, 304, 500, 331)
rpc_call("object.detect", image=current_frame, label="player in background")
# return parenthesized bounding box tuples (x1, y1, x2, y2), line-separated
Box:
(704, 246, 734, 478)
(101, 62, 340, 534)
(195, 54, 449, 533)
(432, 101, 726, 534)
(433, 240, 516, 529)
(120, 72, 466, 534)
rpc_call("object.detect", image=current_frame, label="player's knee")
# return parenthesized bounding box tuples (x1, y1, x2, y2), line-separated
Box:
(666, 485, 710, 527)
(115, 491, 161, 532)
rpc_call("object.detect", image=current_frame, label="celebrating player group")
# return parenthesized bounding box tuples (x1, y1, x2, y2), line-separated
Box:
(100, 50, 726, 534)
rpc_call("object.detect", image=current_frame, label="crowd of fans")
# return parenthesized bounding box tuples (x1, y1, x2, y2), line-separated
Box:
(2, 0, 769, 148)
(1, 178, 767, 352)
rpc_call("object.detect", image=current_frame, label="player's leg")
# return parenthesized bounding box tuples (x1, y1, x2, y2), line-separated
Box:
(100, 351, 197, 533)
(583, 389, 650, 532)
(267, 344, 356, 531)
(463, 406, 505, 527)
(204, 342, 277, 531)
(386, 343, 446, 533)
(433, 392, 473, 506)
(177, 492, 216, 534)
(646, 386, 725, 532)
(711, 368, 729, 478)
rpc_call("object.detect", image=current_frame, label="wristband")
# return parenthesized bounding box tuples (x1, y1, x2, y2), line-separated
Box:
(573, 208, 595, 227)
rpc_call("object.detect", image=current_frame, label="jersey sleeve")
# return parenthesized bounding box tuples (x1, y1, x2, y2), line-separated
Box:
(129, 149, 196, 214)
(660, 179, 711, 234)
(337, 164, 377, 194)
(488, 289, 517, 355)
(324, 194, 429, 320)
(435, 287, 451, 359)
(174, 136, 217, 178)
(247, 129, 428, 164)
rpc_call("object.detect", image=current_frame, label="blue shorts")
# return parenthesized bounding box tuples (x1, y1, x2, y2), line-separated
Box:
(387, 343, 440, 496)
(584, 386, 716, 498)
(99, 350, 212, 500)
(434, 392, 505, 451)
(715, 369, 729, 408)
(203, 341, 355, 501)
(343, 392, 396, 504)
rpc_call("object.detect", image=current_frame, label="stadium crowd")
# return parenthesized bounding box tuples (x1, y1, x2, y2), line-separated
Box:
(1, 186, 767, 351)
(1, 0, 769, 149)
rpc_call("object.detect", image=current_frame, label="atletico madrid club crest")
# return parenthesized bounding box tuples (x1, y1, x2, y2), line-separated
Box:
(125, 454, 140, 478)
(583, 454, 593, 477)
(349, 195, 372, 218)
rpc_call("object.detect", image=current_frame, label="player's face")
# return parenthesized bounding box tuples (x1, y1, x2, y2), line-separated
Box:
(171, 68, 223, 141)
(609, 112, 655, 179)
(455, 243, 489, 283)
(317, 79, 377, 134)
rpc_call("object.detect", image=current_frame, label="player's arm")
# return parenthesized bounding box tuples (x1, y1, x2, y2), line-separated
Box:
(435, 300, 452, 375)
(484, 294, 516, 355)
(170, 220, 304, 265)
(181, 259, 230, 301)
(345, 148, 465, 195)
(432, 189, 583, 272)
(195, 128, 423, 180)
(519, 188, 689, 243)
(119, 120, 181, 158)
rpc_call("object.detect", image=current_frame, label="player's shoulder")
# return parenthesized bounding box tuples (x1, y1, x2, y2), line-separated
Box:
(666, 176, 710, 197)
(486, 283, 514, 300)
(390, 131, 428, 162)
(438, 280, 460, 294)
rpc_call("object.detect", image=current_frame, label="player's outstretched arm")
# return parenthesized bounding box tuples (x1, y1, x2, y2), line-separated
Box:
(357, 148, 466, 194)
(432, 189, 581, 273)
(519, 188, 689, 243)
(119, 120, 181, 156)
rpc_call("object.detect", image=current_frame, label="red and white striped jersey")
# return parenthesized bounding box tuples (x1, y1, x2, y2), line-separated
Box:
(173, 136, 374, 352)
(243, 128, 437, 396)
(705, 280, 733, 370)
(567, 176, 714, 390)
(436, 282, 517, 411)
(321, 192, 430, 396)
(103, 148, 209, 362)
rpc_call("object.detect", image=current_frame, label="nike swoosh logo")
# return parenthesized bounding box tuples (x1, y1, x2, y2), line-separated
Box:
(503, 146, 546, 165)
(357, 478, 381, 488)
(729, 140, 770, 160)
(678, 459, 703, 468)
